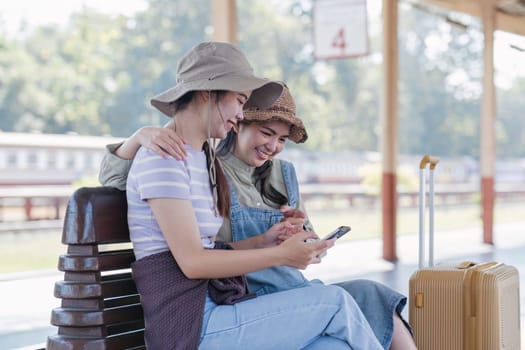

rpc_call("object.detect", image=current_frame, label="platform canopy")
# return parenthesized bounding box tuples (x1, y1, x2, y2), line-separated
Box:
(417, 0, 525, 36)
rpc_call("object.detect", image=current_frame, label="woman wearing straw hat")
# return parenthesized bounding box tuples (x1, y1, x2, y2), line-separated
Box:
(123, 42, 382, 349)
(101, 81, 416, 349)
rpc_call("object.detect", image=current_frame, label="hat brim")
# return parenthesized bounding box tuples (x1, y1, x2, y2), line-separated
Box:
(151, 78, 283, 117)
(243, 110, 308, 144)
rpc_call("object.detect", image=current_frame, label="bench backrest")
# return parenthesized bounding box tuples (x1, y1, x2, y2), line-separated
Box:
(47, 186, 145, 350)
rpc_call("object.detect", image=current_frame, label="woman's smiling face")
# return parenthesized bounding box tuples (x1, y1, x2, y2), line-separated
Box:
(233, 120, 291, 167)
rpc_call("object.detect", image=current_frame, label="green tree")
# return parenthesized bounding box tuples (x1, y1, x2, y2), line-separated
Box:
(398, 6, 482, 158)
(497, 77, 525, 158)
(1, 0, 524, 161)
(101, 0, 212, 137)
(0, 11, 126, 134)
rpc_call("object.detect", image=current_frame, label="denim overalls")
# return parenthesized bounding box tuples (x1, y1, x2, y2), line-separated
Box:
(225, 160, 410, 349)
(228, 160, 320, 295)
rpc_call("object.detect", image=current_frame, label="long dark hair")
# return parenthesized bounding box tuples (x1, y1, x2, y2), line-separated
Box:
(217, 125, 289, 207)
(171, 91, 231, 218)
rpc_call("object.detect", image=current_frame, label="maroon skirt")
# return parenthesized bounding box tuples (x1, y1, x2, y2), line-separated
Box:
(132, 250, 206, 349)
(132, 246, 255, 350)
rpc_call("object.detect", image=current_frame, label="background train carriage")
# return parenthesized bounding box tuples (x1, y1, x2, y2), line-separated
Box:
(0, 132, 121, 187)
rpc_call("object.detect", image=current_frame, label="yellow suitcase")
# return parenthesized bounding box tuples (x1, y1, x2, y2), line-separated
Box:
(409, 155, 521, 350)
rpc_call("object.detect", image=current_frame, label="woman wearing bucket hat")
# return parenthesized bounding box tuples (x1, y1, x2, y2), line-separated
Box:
(101, 81, 416, 349)
(122, 42, 382, 349)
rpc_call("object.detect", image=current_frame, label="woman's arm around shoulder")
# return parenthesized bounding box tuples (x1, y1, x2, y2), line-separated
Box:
(98, 125, 187, 189)
(98, 142, 133, 190)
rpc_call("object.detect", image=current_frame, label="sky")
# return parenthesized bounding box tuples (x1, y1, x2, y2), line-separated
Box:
(493, 31, 525, 87)
(0, 0, 524, 86)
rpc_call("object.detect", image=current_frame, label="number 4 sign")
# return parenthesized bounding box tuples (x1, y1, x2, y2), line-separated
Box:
(313, 0, 369, 60)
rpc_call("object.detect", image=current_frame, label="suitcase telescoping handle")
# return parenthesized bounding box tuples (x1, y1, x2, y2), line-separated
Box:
(419, 155, 440, 269)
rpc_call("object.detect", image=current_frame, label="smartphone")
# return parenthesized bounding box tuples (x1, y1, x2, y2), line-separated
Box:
(321, 225, 351, 241)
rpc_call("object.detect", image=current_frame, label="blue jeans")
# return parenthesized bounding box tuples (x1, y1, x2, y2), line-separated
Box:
(335, 279, 411, 349)
(199, 284, 383, 350)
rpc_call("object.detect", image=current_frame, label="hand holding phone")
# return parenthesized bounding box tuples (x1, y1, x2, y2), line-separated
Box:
(303, 226, 350, 259)
(304, 225, 351, 243)
(321, 225, 351, 241)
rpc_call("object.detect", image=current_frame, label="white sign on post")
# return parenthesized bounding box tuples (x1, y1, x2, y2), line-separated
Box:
(313, 0, 369, 60)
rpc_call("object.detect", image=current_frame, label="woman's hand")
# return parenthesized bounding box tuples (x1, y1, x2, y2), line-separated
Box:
(279, 205, 306, 228)
(277, 231, 335, 269)
(135, 126, 187, 160)
(257, 221, 301, 248)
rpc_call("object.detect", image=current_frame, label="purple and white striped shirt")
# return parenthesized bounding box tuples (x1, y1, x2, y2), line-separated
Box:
(126, 145, 222, 260)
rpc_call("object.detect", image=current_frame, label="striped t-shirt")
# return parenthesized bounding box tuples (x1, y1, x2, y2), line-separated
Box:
(126, 145, 223, 260)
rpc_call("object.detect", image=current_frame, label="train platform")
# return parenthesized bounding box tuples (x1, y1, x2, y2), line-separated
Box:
(0, 220, 62, 234)
(1, 221, 524, 349)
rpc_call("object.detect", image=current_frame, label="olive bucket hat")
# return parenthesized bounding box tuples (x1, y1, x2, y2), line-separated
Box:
(243, 83, 308, 143)
(151, 42, 283, 116)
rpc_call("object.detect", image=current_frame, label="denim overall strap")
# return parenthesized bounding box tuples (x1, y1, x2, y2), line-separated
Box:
(228, 159, 310, 295)
(280, 160, 299, 207)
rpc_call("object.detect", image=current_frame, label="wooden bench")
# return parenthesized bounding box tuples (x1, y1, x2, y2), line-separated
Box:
(47, 186, 146, 350)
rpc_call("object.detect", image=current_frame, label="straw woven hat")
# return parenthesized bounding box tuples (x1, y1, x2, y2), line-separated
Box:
(243, 83, 308, 143)
(151, 42, 283, 117)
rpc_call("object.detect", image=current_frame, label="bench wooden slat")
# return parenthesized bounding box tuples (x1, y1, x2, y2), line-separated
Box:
(104, 295, 141, 308)
(57, 319, 145, 337)
(59, 249, 136, 272)
(54, 273, 138, 300)
(60, 295, 141, 310)
(51, 303, 144, 327)
(61, 298, 104, 309)
(48, 329, 146, 350)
